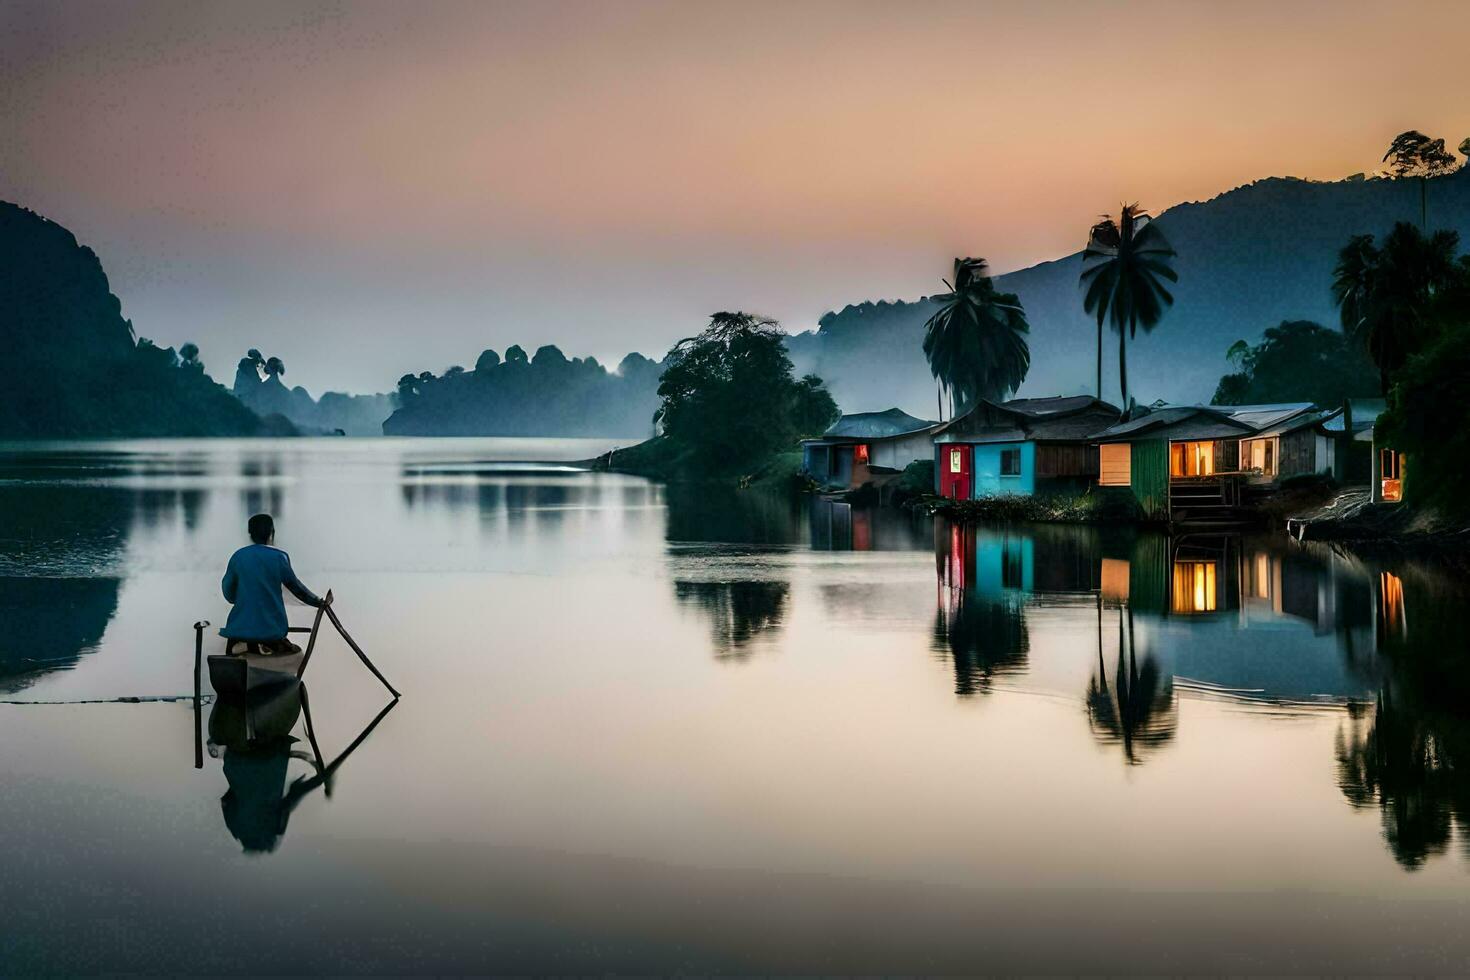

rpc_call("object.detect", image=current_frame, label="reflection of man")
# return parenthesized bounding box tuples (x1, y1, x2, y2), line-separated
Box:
(220, 514, 323, 655)
(209, 686, 313, 854)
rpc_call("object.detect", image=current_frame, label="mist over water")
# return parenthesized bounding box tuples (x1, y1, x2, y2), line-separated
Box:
(2, 438, 1468, 973)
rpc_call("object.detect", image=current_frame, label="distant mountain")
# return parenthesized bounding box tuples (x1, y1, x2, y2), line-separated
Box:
(0, 201, 279, 438)
(788, 170, 1470, 415)
(383, 345, 663, 437)
(232, 355, 394, 436)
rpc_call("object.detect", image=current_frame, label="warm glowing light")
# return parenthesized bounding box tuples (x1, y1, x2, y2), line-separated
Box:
(1101, 558, 1130, 601)
(1380, 449, 1403, 502)
(1170, 442, 1215, 478)
(1171, 561, 1217, 613)
(1378, 571, 1406, 639)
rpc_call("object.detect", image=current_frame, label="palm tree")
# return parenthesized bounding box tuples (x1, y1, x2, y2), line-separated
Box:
(1331, 234, 1379, 341)
(922, 257, 1030, 419)
(1079, 204, 1178, 408)
(1332, 222, 1460, 392)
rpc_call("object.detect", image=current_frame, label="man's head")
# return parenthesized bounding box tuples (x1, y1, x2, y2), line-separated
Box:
(247, 513, 275, 545)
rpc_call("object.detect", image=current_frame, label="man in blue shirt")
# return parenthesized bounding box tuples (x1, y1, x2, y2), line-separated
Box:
(221, 514, 325, 655)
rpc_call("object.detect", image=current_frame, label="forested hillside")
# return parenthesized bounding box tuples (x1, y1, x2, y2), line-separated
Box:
(789, 170, 1470, 414)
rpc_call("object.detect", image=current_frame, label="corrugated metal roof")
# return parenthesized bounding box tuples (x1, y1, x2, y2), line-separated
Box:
(1253, 407, 1342, 439)
(933, 396, 1121, 444)
(823, 407, 937, 439)
(1096, 406, 1255, 441)
(1000, 395, 1102, 416)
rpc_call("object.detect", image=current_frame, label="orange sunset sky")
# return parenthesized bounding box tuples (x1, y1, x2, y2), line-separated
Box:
(5, 0, 1470, 393)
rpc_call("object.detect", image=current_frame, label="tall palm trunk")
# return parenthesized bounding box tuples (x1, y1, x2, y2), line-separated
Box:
(1096, 322, 1103, 400)
(1118, 327, 1129, 408)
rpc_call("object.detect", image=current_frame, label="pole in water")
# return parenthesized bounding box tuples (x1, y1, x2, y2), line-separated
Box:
(324, 601, 401, 699)
(192, 620, 208, 770)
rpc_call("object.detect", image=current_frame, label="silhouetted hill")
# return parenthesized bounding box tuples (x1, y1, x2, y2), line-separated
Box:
(383, 345, 662, 437)
(0, 201, 276, 438)
(232, 355, 394, 435)
(788, 170, 1470, 414)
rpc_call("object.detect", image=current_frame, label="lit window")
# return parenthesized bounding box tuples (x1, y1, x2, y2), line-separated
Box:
(1381, 448, 1403, 502)
(854, 443, 869, 464)
(1000, 448, 1021, 476)
(1170, 441, 1215, 477)
(950, 449, 963, 474)
(1242, 438, 1277, 477)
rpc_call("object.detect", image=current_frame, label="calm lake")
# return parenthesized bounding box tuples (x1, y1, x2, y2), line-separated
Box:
(2, 438, 1468, 973)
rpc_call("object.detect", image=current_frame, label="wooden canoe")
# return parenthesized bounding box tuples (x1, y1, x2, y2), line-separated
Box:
(208, 648, 304, 700)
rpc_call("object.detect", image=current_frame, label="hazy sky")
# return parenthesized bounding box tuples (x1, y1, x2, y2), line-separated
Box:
(5, 0, 1470, 394)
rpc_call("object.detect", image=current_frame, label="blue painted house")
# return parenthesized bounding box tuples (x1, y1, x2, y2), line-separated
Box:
(802, 408, 938, 490)
(932, 396, 1121, 500)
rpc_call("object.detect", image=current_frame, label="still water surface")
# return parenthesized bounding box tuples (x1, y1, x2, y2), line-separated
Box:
(2, 438, 1468, 972)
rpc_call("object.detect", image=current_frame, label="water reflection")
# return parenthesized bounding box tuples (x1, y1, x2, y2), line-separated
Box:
(0, 577, 121, 694)
(932, 522, 1030, 696)
(1086, 604, 1178, 764)
(7, 441, 1470, 964)
(0, 454, 218, 690)
(240, 454, 285, 518)
(1334, 565, 1470, 869)
(672, 579, 790, 661)
(207, 684, 397, 854)
(807, 497, 931, 551)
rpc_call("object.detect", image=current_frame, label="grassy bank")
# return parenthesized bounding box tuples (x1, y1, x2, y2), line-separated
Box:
(591, 436, 810, 491)
(905, 487, 1149, 524)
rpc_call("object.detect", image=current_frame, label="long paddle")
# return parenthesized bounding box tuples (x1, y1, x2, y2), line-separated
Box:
(306, 592, 400, 699)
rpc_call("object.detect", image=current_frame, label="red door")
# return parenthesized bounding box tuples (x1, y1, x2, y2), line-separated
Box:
(939, 444, 972, 499)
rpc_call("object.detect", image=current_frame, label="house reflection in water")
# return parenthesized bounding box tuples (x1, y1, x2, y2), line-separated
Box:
(932, 520, 1031, 696)
(931, 518, 1396, 719)
(807, 497, 931, 552)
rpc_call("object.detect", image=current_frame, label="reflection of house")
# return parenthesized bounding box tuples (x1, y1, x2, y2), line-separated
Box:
(932, 396, 1121, 500)
(801, 408, 937, 490)
(1094, 403, 1317, 520)
(807, 497, 932, 551)
(1165, 535, 1241, 615)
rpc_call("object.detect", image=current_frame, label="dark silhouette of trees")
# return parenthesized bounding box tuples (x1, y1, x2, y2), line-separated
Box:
(654, 312, 837, 475)
(1332, 223, 1463, 392)
(180, 342, 202, 372)
(1376, 319, 1470, 515)
(792, 374, 840, 438)
(1080, 203, 1179, 408)
(1381, 130, 1461, 229)
(0, 201, 265, 437)
(384, 342, 666, 437)
(921, 257, 1030, 419)
(1211, 320, 1378, 407)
